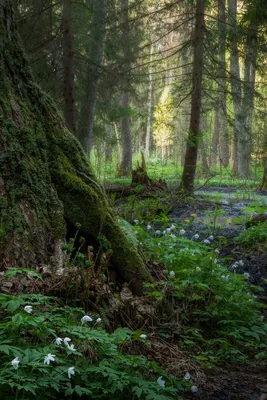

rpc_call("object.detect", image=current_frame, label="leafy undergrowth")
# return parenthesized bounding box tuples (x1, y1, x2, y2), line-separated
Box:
(116, 196, 267, 368)
(1, 195, 267, 399)
(234, 220, 267, 249)
(0, 293, 190, 400)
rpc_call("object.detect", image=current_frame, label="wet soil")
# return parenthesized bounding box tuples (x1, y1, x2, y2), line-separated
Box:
(183, 364, 267, 400)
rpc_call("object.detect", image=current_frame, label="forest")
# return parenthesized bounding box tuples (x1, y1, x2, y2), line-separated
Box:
(0, 0, 267, 399)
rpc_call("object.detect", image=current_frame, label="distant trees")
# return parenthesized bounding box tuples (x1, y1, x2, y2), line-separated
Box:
(77, 0, 107, 155)
(15, 0, 267, 187)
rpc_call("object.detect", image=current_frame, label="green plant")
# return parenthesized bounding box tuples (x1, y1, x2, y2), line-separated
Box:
(0, 293, 187, 399)
(134, 222, 267, 364)
(234, 221, 267, 248)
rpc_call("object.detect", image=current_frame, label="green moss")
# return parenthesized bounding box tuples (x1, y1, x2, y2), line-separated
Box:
(0, 1, 151, 293)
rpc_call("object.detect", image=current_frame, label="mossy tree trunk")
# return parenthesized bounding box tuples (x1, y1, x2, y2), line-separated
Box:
(0, 0, 151, 295)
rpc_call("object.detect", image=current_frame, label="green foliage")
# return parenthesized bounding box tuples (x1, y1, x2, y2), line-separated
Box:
(129, 218, 267, 365)
(235, 221, 267, 247)
(117, 217, 139, 248)
(0, 293, 186, 400)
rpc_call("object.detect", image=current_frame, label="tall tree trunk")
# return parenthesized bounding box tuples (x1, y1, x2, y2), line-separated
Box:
(238, 23, 258, 178)
(218, 0, 229, 166)
(78, 0, 107, 155)
(228, 0, 242, 175)
(200, 112, 210, 176)
(145, 45, 153, 158)
(62, 0, 76, 134)
(0, 0, 151, 295)
(210, 108, 219, 166)
(119, 0, 132, 176)
(179, 0, 205, 195)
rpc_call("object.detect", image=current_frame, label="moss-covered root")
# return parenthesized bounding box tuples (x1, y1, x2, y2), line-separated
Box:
(47, 125, 152, 294)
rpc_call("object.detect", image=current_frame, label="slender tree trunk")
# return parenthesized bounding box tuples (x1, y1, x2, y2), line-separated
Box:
(259, 127, 267, 190)
(145, 45, 153, 158)
(62, 0, 76, 134)
(210, 108, 220, 166)
(228, 0, 242, 175)
(119, 91, 132, 174)
(200, 112, 210, 176)
(238, 24, 258, 178)
(119, 0, 132, 176)
(78, 0, 107, 155)
(179, 0, 205, 195)
(218, 0, 229, 165)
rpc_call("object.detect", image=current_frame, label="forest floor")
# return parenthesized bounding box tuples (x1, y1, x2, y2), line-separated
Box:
(112, 184, 267, 400)
(174, 188, 267, 399)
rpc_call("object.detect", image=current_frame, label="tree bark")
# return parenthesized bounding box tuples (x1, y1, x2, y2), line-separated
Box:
(200, 113, 210, 176)
(118, 0, 132, 176)
(179, 0, 205, 195)
(210, 108, 220, 166)
(145, 45, 153, 158)
(228, 0, 242, 175)
(0, 0, 151, 295)
(238, 23, 258, 178)
(62, 0, 76, 134)
(217, 0, 229, 166)
(77, 0, 107, 155)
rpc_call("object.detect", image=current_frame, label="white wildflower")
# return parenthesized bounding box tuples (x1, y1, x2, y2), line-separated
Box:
(64, 337, 71, 346)
(96, 318, 102, 323)
(155, 230, 161, 236)
(67, 344, 76, 352)
(196, 267, 201, 272)
(184, 372, 191, 380)
(24, 305, 32, 314)
(140, 334, 147, 339)
(163, 230, 166, 235)
(55, 337, 63, 345)
(11, 357, 20, 370)
(243, 272, 250, 279)
(44, 353, 56, 365)
(215, 249, 220, 254)
(170, 234, 176, 238)
(81, 315, 93, 324)
(203, 239, 210, 245)
(68, 366, 75, 379)
(169, 271, 175, 277)
(147, 225, 152, 230)
(170, 224, 176, 230)
(191, 386, 198, 393)
(157, 376, 165, 387)
(238, 260, 244, 267)
(231, 262, 238, 270)
(192, 234, 199, 240)
(208, 235, 214, 241)
(166, 228, 171, 233)
(179, 229, 186, 235)
(134, 219, 138, 225)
